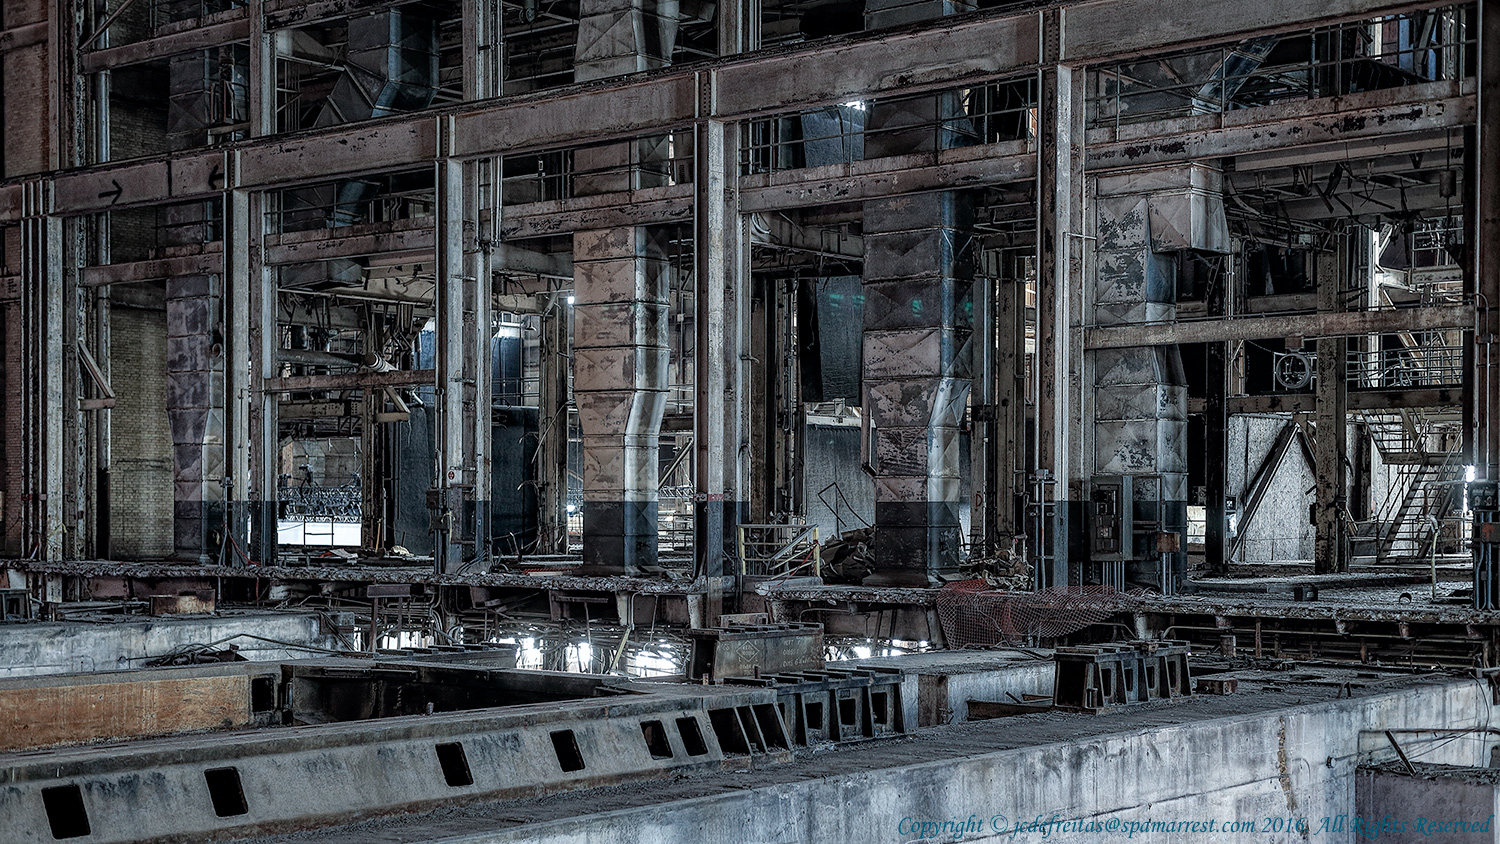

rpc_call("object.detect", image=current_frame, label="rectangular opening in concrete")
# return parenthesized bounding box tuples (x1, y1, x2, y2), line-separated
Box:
(205, 767, 248, 817)
(708, 707, 749, 754)
(675, 716, 708, 756)
(435, 742, 474, 787)
(250, 676, 276, 713)
(738, 707, 767, 752)
(838, 697, 857, 726)
(550, 729, 585, 772)
(290, 665, 628, 724)
(641, 720, 673, 759)
(42, 784, 91, 839)
(805, 700, 824, 730)
(871, 691, 888, 725)
(752, 704, 790, 750)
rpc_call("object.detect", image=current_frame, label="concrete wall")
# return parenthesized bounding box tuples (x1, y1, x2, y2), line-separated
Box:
(1355, 767, 1497, 843)
(0, 612, 339, 677)
(407, 679, 1493, 844)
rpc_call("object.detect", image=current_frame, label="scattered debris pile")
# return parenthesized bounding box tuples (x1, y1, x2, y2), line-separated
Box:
(935, 581, 1127, 647)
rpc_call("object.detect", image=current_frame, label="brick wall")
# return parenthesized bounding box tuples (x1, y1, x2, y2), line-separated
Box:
(110, 63, 169, 163)
(108, 300, 173, 559)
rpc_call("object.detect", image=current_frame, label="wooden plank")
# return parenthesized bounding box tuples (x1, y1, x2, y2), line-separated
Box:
(0, 674, 251, 751)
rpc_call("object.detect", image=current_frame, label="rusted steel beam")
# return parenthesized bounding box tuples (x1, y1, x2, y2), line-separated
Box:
(80, 13, 250, 73)
(4, 0, 1456, 223)
(0, 21, 46, 54)
(1085, 304, 1474, 349)
(2, 559, 732, 593)
(739, 142, 1034, 212)
(1226, 388, 1463, 415)
(499, 188, 693, 239)
(82, 252, 222, 286)
(264, 368, 436, 392)
(1089, 86, 1474, 170)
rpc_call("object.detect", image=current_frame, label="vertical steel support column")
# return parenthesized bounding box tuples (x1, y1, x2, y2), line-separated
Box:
(20, 182, 65, 560)
(1314, 244, 1349, 574)
(694, 72, 742, 616)
(462, 0, 503, 100)
(1204, 273, 1230, 575)
(1476, 0, 1500, 487)
(986, 252, 1026, 561)
(1033, 20, 1084, 589)
(717, 0, 759, 54)
(62, 214, 84, 561)
(1472, 0, 1500, 604)
(536, 293, 571, 554)
(246, 187, 279, 564)
(247, 0, 273, 137)
(434, 155, 491, 572)
(93, 228, 111, 560)
(225, 181, 255, 565)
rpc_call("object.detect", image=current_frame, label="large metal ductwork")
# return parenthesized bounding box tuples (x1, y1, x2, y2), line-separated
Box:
(575, 0, 680, 82)
(858, 0, 977, 586)
(1088, 164, 1230, 591)
(159, 202, 226, 562)
(571, 228, 670, 574)
(287, 8, 441, 246)
(314, 9, 440, 128)
(568, 0, 681, 573)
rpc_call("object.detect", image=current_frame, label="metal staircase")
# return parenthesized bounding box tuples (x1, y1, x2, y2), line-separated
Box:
(1358, 408, 1466, 562)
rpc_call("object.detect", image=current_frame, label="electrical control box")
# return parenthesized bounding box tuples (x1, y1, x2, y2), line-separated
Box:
(1089, 476, 1133, 560)
(1471, 480, 1499, 512)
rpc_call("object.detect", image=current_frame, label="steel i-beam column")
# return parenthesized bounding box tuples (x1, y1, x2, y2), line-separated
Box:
(693, 80, 749, 612)
(536, 295, 571, 554)
(859, 0, 976, 586)
(1470, 0, 1499, 605)
(247, 189, 279, 564)
(1033, 38, 1085, 590)
(434, 157, 492, 572)
(695, 96, 728, 602)
(19, 182, 66, 561)
(1314, 242, 1350, 574)
(224, 184, 258, 565)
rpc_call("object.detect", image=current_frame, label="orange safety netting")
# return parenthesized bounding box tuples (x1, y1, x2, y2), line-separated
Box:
(935, 580, 1129, 648)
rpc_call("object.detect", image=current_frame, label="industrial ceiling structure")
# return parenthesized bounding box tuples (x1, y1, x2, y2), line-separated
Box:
(1, 0, 1499, 841)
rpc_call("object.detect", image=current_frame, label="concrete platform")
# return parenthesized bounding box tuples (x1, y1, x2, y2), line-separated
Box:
(0, 611, 340, 678)
(216, 667, 1494, 844)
